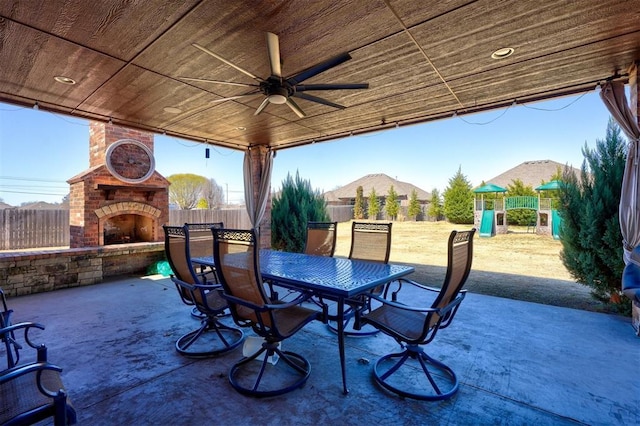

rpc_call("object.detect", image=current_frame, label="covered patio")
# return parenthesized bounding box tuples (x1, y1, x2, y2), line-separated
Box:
(1, 2, 640, 423)
(6, 274, 638, 425)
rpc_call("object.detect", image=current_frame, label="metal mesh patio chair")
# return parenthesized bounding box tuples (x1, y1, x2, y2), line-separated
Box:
(327, 221, 392, 336)
(359, 228, 476, 400)
(212, 228, 322, 397)
(0, 311, 77, 425)
(304, 221, 337, 257)
(163, 225, 243, 357)
(185, 222, 223, 319)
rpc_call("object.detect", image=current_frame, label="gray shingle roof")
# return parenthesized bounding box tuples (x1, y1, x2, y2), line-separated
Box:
(324, 173, 431, 202)
(483, 160, 581, 190)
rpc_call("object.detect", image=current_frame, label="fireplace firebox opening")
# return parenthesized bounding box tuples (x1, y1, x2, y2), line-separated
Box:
(102, 214, 155, 245)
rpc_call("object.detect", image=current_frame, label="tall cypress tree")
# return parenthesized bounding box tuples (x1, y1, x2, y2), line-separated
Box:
(367, 188, 380, 220)
(559, 118, 627, 309)
(428, 188, 443, 221)
(271, 171, 330, 252)
(407, 189, 422, 220)
(443, 166, 474, 224)
(385, 185, 400, 220)
(353, 185, 365, 219)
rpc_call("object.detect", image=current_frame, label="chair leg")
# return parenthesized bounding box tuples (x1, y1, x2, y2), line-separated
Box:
(176, 317, 243, 358)
(372, 346, 459, 401)
(228, 341, 311, 397)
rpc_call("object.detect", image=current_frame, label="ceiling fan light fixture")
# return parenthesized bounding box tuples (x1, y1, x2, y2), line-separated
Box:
(491, 47, 514, 60)
(268, 94, 287, 104)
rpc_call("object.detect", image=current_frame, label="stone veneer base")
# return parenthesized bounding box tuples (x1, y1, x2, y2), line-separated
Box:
(0, 243, 165, 297)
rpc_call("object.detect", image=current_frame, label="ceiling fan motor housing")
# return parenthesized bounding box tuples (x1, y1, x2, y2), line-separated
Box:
(261, 80, 291, 104)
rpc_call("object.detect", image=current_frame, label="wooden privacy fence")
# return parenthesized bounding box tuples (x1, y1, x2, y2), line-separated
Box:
(1, 209, 70, 250)
(0, 205, 354, 250)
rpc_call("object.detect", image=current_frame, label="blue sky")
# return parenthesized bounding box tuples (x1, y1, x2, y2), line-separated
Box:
(0, 90, 613, 206)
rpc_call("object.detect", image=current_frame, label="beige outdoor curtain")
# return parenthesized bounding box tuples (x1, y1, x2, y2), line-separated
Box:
(600, 69, 640, 265)
(243, 148, 274, 231)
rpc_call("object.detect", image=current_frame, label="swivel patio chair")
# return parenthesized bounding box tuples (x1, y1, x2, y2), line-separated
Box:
(185, 222, 223, 319)
(359, 228, 476, 400)
(0, 320, 77, 425)
(212, 228, 322, 397)
(304, 221, 337, 257)
(327, 221, 392, 336)
(164, 225, 244, 357)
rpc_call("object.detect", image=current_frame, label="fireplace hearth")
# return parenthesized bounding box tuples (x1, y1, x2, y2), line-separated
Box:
(67, 122, 169, 248)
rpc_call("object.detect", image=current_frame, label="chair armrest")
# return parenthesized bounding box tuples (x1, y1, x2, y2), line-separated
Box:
(264, 291, 313, 310)
(379, 277, 442, 303)
(1, 322, 46, 349)
(368, 293, 439, 314)
(368, 289, 465, 317)
(1, 361, 62, 382)
(170, 275, 221, 291)
(397, 277, 442, 293)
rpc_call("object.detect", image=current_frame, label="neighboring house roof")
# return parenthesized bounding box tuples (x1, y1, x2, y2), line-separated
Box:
(0, 202, 13, 209)
(18, 201, 65, 210)
(483, 160, 581, 189)
(324, 173, 431, 202)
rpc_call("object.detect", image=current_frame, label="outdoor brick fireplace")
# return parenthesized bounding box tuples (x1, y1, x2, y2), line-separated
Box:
(67, 122, 169, 248)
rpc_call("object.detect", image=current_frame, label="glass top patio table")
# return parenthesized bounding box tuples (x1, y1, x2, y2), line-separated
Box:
(192, 249, 415, 394)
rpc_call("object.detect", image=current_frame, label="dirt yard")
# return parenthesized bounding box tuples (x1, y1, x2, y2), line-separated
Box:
(333, 221, 608, 313)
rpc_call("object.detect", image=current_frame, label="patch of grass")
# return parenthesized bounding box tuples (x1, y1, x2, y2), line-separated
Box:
(334, 220, 609, 313)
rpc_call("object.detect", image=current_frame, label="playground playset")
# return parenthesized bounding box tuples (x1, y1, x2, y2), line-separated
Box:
(473, 181, 562, 239)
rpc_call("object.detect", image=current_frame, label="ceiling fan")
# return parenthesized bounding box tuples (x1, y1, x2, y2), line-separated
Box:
(180, 32, 369, 118)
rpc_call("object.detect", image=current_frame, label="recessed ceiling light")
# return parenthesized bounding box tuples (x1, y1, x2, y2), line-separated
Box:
(163, 106, 182, 114)
(54, 76, 76, 85)
(235, 126, 246, 131)
(491, 47, 514, 60)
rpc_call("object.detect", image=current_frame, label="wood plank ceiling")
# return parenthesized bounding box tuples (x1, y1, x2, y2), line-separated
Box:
(0, 0, 638, 151)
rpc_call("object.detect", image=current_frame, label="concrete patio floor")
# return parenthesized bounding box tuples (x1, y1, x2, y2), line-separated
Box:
(4, 275, 639, 425)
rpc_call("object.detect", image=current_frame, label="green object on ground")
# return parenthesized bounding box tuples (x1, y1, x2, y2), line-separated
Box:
(479, 210, 495, 237)
(147, 260, 172, 276)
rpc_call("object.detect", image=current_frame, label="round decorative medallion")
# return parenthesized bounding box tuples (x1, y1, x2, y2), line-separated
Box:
(105, 139, 155, 183)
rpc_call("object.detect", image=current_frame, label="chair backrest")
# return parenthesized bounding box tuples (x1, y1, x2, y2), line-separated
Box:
(164, 225, 198, 285)
(304, 221, 337, 257)
(348, 222, 392, 263)
(185, 222, 222, 259)
(164, 225, 210, 306)
(212, 228, 271, 326)
(428, 228, 476, 328)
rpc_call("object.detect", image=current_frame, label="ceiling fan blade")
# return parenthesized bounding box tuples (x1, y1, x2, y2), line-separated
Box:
(286, 98, 306, 118)
(286, 53, 352, 85)
(266, 32, 282, 78)
(295, 83, 369, 91)
(254, 97, 270, 115)
(211, 92, 261, 103)
(180, 77, 259, 88)
(293, 92, 345, 110)
(192, 43, 264, 83)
